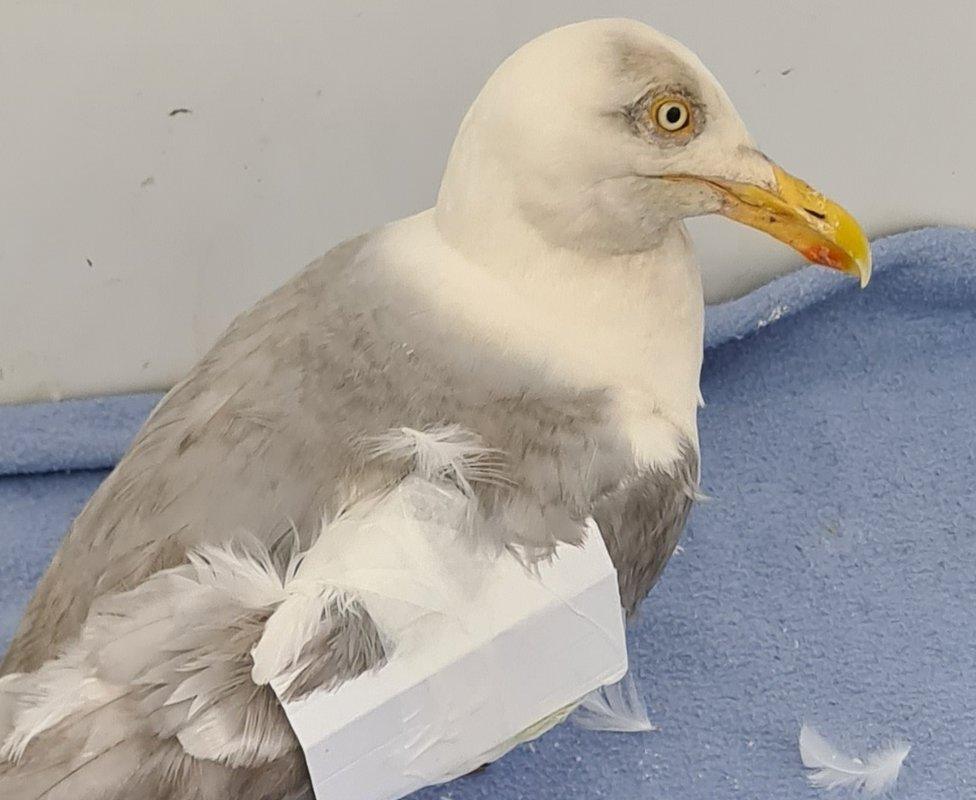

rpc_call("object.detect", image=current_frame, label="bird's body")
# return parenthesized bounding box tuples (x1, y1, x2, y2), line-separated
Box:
(0, 210, 701, 799)
(0, 17, 869, 800)
(4, 210, 701, 676)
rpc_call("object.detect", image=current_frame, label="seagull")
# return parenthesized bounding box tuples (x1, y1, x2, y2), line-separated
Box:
(0, 18, 869, 800)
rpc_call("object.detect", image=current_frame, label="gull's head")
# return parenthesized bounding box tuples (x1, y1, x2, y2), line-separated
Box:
(437, 18, 870, 285)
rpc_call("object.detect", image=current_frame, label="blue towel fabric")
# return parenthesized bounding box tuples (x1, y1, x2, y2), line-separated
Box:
(1, 227, 974, 798)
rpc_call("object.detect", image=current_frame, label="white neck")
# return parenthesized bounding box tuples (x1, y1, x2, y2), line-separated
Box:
(365, 207, 704, 470)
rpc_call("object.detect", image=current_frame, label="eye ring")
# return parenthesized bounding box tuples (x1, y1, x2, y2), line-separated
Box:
(652, 97, 691, 133)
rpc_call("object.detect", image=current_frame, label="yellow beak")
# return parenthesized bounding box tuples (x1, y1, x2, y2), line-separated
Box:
(669, 165, 872, 287)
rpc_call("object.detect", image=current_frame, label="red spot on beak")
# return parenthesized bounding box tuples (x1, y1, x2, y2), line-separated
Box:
(803, 244, 844, 270)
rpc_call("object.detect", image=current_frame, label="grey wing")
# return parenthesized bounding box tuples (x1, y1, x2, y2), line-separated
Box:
(594, 442, 699, 615)
(2, 235, 398, 674)
(0, 538, 385, 800)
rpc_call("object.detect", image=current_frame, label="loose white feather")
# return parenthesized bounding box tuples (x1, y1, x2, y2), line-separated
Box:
(799, 723, 910, 795)
(571, 670, 656, 733)
(366, 425, 508, 496)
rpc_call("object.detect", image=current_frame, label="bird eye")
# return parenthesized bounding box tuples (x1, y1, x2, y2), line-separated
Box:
(652, 98, 691, 133)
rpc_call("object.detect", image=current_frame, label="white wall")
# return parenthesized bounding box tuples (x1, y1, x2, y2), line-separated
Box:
(2, 1, 973, 404)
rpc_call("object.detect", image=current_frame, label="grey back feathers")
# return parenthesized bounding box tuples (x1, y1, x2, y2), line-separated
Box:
(0, 229, 699, 798)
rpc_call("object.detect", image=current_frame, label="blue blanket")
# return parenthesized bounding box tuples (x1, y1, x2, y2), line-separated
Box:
(1, 227, 973, 798)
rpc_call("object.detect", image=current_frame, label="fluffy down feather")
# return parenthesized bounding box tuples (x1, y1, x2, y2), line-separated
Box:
(366, 424, 509, 498)
(799, 723, 910, 795)
(571, 669, 655, 733)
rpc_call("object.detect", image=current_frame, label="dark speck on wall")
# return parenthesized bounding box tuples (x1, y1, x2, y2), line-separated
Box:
(86, 258, 93, 268)
(140, 176, 155, 187)
(168, 108, 192, 117)
(780, 68, 793, 76)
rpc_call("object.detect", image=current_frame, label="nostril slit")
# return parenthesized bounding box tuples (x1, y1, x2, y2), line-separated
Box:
(804, 207, 827, 220)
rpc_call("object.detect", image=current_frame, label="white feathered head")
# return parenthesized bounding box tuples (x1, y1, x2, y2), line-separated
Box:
(437, 18, 869, 284)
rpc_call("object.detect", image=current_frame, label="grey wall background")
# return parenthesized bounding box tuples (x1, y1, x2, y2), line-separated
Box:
(2, 1, 973, 404)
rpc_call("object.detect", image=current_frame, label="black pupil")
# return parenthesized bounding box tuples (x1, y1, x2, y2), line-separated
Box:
(665, 105, 683, 125)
